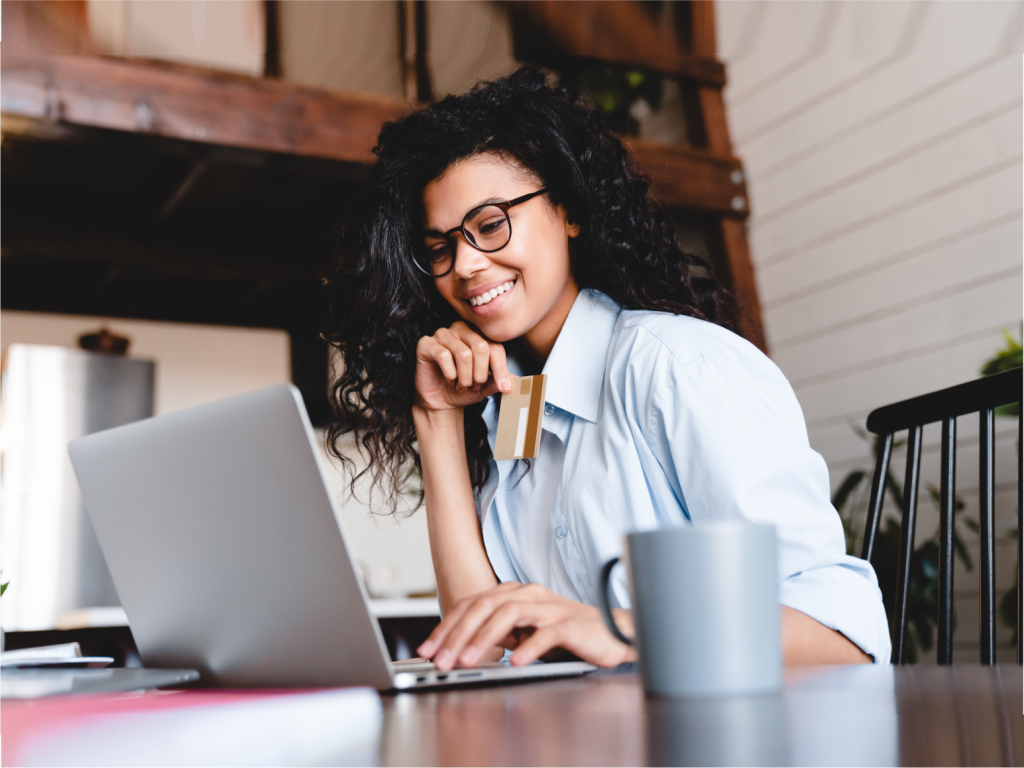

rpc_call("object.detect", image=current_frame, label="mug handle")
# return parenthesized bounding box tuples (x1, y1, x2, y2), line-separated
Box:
(598, 557, 633, 646)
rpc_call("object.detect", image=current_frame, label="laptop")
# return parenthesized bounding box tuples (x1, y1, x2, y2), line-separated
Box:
(68, 384, 595, 690)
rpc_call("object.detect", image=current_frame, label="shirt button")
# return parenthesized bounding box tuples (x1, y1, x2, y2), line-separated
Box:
(544, 404, 555, 416)
(555, 525, 567, 539)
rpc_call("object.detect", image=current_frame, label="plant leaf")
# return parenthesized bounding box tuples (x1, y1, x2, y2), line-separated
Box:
(832, 470, 866, 512)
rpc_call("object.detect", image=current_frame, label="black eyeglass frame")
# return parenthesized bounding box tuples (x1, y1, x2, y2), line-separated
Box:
(415, 188, 549, 277)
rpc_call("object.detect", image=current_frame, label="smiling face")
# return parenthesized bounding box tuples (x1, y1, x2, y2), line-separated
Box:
(422, 153, 580, 362)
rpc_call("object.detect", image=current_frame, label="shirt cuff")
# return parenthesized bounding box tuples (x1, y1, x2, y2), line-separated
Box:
(779, 564, 892, 664)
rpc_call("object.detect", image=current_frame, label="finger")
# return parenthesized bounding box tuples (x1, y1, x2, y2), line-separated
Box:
(460, 601, 557, 666)
(488, 343, 511, 393)
(479, 378, 503, 399)
(498, 627, 533, 651)
(507, 624, 564, 666)
(430, 595, 512, 670)
(429, 589, 530, 671)
(450, 323, 511, 392)
(511, 619, 636, 668)
(417, 583, 524, 659)
(447, 584, 551, 666)
(418, 337, 458, 383)
(449, 325, 493, 387)
(416, 597, 476, 659)
(435, 331, 475, 389)
(469, 336, 493, 386)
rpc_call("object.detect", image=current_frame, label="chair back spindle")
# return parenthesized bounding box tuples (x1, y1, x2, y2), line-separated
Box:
(937, 416, 956, 665)
(860, 433, 893, 564)
(862, 367, 1022, 665)
(892, 425, 923, 664)
(979, 407, 995, 664)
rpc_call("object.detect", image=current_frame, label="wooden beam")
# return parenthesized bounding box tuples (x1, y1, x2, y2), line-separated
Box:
(510, 1, 725, 87)
(624, 138, 748, 218)
(698, 87, 733, 155)
(689, 1, 718, 58)
(2, 54, 746, 217)
(1, 54, 411, 164)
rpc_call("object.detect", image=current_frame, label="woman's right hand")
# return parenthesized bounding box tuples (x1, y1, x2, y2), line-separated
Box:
(415, 321, 512, 413)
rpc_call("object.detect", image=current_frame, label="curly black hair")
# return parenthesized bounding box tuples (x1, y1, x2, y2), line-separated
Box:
(323, 66, 738, 514)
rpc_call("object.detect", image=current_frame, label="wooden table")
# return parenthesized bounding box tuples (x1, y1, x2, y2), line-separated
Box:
(380, 664, 1024, 766)
(3, 665, 1021, 766)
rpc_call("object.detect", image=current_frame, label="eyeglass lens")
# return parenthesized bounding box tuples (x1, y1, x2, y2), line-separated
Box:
(421, 204, 511, 276)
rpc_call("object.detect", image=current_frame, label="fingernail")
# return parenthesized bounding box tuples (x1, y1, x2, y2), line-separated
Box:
(500, 379, 511, 392)
(459, 646, 479, 665)
(435, 649, 454, 670)
(418, 640, 435, 657)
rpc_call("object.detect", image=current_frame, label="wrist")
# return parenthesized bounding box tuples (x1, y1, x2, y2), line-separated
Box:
(413, 403, 463, 432)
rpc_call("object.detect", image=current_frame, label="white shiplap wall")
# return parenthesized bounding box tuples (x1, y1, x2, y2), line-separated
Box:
(717, 0, 1024, 662)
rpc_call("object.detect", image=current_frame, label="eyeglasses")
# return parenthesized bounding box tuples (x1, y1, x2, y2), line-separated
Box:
(414, 189, 548, 277)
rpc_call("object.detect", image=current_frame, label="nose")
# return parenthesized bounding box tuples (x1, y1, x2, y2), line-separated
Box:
(451, 237, 490, 279)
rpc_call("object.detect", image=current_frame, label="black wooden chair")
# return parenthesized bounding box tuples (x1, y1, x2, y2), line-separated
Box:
(860, 366, 1022, 665)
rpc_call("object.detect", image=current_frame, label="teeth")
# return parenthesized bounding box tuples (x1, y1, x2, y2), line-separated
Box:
(469, 280, 515, 307)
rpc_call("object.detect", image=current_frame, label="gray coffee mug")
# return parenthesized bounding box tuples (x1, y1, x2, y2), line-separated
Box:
(598, 521, 782, 697)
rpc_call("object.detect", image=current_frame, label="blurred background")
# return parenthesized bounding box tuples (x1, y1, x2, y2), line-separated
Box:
(0, 0, 1020, 664)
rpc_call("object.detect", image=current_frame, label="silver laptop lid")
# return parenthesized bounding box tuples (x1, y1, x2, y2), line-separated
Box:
(68, 384, 394, 689)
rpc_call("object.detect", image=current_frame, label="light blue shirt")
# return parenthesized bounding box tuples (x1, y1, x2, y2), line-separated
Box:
(476, 288, 892, 663)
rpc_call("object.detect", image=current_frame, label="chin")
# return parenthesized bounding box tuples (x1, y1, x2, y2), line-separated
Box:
(472, 315, 527, 344)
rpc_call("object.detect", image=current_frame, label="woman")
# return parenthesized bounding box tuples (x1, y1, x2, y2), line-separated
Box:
(324, 67, 891, 671)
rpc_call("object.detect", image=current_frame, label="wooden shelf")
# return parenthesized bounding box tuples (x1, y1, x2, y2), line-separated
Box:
(2, 54, 411, 165)
(0, 49, 761, 420)
(2, 54, 748, 219)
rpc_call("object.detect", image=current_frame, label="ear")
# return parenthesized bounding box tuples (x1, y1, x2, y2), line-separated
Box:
(566, 219, 581, 238)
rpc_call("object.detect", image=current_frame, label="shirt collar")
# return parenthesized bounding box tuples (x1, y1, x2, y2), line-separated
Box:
(510, 288, 620, 424)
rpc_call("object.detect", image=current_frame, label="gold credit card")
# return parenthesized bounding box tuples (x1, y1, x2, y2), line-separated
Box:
(493, 374, 547, 460)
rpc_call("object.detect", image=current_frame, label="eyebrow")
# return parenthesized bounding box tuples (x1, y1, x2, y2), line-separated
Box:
(424, 196, 506, 236)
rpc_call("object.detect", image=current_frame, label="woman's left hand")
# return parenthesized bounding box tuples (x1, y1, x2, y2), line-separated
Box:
(416, 582, 637, 670)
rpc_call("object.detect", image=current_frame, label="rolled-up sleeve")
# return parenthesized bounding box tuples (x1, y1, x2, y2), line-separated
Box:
(637, 335, 892, 663)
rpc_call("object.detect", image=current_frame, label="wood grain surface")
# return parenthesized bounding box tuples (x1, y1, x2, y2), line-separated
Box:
(1, 54, 412, 164)
(380, 664, 1024, 766)
(1, 55, 749, 219)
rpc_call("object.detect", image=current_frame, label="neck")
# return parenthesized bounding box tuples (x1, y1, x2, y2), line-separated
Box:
(523, 281, 580, 365)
